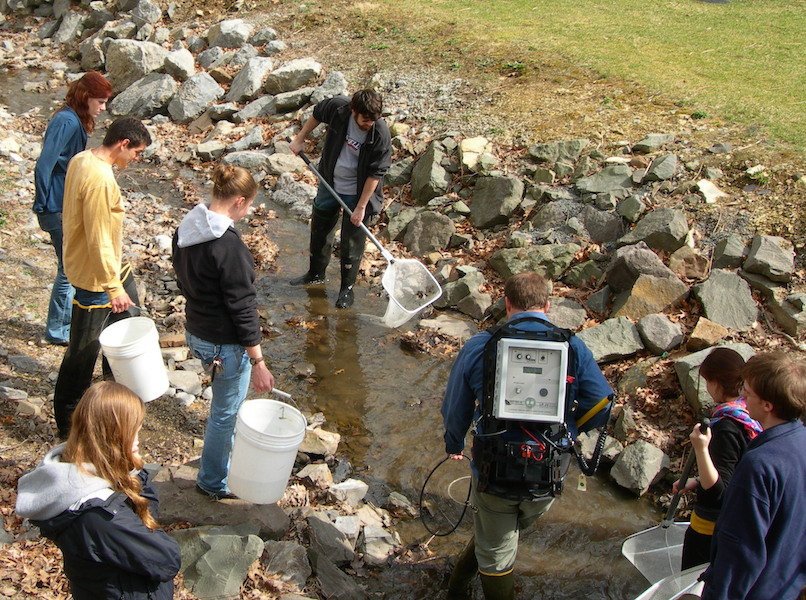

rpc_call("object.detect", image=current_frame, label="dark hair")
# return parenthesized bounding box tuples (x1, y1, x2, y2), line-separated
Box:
(63, 382, 157, 530)
(350, 89, 383, 121)
(102, 116, 152, 149)
(699, 347, 745, 399)
(742, 352, 806, 421)
(62, 71, 112, 135)
(504, 271, 551, 311)
(212, 163, 258, 201)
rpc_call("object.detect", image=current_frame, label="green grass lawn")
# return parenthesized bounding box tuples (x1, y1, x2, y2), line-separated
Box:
(344, 0, 806, 151)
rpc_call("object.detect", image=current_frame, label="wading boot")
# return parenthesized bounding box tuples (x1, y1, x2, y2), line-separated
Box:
(290, 207, 339, 286)
(335, 215, 368, 308)
(479, 572, 514, 600)
(446, 538, 477, 600)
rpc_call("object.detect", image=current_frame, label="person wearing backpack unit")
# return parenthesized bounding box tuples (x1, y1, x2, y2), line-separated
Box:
(441, 271, 613, 600)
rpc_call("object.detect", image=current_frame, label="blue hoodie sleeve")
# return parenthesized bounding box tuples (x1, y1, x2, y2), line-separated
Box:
(33, 110, 86, 214)
(441, 333, 488, 455)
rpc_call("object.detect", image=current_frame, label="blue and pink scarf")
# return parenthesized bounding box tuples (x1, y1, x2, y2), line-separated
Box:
(710, 398, 763, 439)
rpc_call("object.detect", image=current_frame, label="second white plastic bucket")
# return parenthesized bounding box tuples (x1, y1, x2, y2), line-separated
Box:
(228, 399, 307, 504)
(99, 316, 169, 402)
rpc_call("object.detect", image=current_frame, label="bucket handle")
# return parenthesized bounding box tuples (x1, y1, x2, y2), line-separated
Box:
(271, 388, 299, 409)
(100, 304, 146, 332)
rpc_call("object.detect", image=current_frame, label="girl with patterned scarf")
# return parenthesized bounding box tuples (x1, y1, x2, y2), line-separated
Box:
(672, 347, 763, 569)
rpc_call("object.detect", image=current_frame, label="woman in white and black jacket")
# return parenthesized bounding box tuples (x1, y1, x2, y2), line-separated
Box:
(171, 163, 274, 500)
(16, 382, 180, 600)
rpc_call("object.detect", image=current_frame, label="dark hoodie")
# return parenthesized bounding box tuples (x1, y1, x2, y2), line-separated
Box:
(16, 444, 180, 600)
(171, 202, 261, 347)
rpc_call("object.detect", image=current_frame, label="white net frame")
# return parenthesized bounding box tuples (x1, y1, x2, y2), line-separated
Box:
(380, 259, 442, 328)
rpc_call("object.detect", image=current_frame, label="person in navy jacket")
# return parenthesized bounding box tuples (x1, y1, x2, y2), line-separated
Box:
(441, 271, 613, 599)
(699, 352, 806, 600)
(16, 382, 180, 599)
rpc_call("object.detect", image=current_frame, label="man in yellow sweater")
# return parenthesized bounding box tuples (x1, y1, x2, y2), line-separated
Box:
(53, 117, 152, 438)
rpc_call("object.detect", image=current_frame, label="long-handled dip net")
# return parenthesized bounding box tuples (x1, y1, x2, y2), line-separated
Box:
(295, 147, 442, 327)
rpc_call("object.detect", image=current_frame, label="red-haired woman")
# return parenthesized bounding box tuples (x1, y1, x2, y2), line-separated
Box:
(33, 71, 112, 345)
(16, 382, 180, 599)
(673, 347, 763, 569)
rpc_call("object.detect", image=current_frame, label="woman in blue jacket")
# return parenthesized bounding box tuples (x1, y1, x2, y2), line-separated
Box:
(33, 71, 112, 345)
(16, 381, 180, 599)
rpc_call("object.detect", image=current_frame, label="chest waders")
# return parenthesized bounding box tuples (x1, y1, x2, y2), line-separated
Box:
(472, 317, 612, 501)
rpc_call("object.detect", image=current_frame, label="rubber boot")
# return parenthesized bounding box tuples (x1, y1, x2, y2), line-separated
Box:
(335, 263, 357, 308)
(290, 208, 339, 285)
(479, 572, 515, 600)
(446, 539, 477, 600)
(335, 213, 368, 308)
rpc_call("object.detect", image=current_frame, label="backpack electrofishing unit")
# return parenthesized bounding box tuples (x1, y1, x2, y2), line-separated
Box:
(472, 317, 613, 500)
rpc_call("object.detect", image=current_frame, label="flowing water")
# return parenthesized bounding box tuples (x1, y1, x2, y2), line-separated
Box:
(3, 69, 662, 599)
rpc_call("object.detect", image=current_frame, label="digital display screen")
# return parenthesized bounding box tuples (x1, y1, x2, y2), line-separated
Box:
(523, 366, 543, 374)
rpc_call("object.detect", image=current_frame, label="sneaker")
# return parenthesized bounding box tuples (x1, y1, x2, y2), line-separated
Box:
(39, 337, 69, 347)
(195, 484, 238, 501)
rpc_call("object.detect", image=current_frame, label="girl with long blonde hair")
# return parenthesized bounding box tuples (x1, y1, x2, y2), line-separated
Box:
(17, 382, 180, 599)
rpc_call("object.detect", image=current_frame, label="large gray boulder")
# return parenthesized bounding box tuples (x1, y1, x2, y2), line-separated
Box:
(221, 150, 272, 171)
(611, 274, 689, 321)
(470, 175, 524, 229)
(172, 526, 264, 600)
(108, 73, 178, 119)
(226, 56, 274, 102)
(527, 139, 588, 164)
(208, 19, 253, 48)
(105, 39, 168, 93)
(576, 317, 644, 362)
(488, 243, 580, 281)
(633, 133, 675, 153)
(693, 269, 757, 332)
(410, 142, 450, 203)
(575, 165, 633, 194)
(643, 154, 678, 181)
(546, 297, 587, 330)
(132, 0, 161, 26)
(311, 71, 349, 104)
(402, 211, 455, 257)
(605, 242, 680, 293)
(307, 512, 354, 566)
(52, 11, 84, 44)
(610, 440, 669, 496)
(308, 551, 367, 600)
(168, 73, 225, 124)
(743, 235, 795, 283)
(263, 541, 311, 590)
(579, 205, 623, 243)
(164, 47, 195, 81)
(617, 208, 688, 252)
(264, 58, 323, 95)
(636, 313, 684, 355)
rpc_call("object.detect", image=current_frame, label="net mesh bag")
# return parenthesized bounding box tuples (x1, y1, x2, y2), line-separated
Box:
(381, 259, 442, 328)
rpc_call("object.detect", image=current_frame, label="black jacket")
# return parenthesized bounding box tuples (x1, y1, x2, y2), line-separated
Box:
(313, 95, 392, 215)
(31, 470, 180, 600)
(694, 417, 749, 522)
(172, 225, 261, 347)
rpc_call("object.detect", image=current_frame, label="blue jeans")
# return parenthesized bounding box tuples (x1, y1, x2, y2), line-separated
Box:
(37, 211, 73, 343)
(186, 332, 252, 494)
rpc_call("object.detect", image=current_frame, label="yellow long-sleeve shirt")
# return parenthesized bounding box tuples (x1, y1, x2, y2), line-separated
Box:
(62, 150, 125, 299)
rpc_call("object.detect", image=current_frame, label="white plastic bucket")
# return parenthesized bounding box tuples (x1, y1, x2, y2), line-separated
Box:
(228, 399, 307, 504)
(98, 316, 169, 402)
